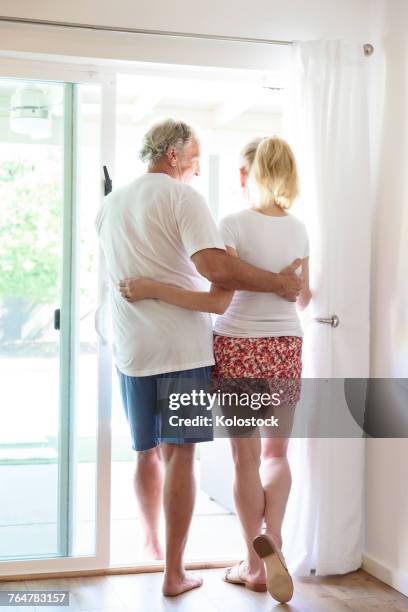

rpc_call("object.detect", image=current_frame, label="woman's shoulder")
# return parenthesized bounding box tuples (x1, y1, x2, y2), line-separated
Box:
(219, 209, 249, 226)
(286, 212, 308, 230)
(286, 214, 309, 251)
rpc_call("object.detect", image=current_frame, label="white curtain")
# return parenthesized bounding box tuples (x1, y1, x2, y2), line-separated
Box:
(282, 41, 371, 575)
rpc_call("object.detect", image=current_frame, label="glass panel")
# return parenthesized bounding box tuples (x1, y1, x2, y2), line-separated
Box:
(0, 78, 65, 559)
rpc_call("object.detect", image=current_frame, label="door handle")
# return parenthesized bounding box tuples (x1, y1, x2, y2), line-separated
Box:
(54, 308, 60, 331)
(314, 315, 340, 328)
(103, 165, 112, 196)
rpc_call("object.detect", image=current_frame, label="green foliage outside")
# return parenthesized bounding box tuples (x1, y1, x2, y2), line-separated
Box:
(0, 158, 61, 302)
(0, 147, 97, 346)
(0, 155, 61, 342)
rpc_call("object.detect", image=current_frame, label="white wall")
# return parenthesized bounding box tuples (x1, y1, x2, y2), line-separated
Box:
(0, 0, 375, 40)
(369, 2, 408, 379)
(364, 0, 408, 597)
(0, 0, 377, 71)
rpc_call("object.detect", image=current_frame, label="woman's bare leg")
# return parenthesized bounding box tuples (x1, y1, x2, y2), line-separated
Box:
(260, 437, 291, 549)
(230, 436, 266, 583)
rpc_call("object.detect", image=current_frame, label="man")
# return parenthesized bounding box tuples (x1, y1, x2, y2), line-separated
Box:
(96, 119, 302, 597)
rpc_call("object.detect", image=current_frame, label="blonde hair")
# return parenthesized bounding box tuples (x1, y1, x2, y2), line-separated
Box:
(239, 137, 264, 171)
(139, 118, 195, 164)
(253, 137, 299, 209)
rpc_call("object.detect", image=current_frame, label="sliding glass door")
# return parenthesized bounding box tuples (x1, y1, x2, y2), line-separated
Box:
(0, 78, 68, 559)
(0, 76, 104, 565)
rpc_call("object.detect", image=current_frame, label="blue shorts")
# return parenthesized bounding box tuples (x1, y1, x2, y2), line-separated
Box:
(117, 366, 214, 451)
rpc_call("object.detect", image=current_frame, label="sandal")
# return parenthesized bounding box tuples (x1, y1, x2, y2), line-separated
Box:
(253, 534, 294, 603)
(223, 561, 267, 592)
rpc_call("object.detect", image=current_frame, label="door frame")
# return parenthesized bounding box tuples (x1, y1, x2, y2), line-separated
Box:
(0, 53, 286, 578)
(0, 58, 116, 577)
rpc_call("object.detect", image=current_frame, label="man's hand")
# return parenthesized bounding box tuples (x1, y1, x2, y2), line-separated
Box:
(119, 277, 156, 302)
(276, 259, 303, 302)
(191, 248, 304, 296)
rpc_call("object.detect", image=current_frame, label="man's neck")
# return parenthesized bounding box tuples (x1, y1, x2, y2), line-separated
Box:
(148, 161, 178, 180)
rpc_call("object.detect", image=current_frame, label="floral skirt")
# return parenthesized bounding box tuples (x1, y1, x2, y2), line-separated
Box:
(212, 335, 303, 407)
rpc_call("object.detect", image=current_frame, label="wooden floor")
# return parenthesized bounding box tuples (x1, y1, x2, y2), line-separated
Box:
(1, 568, 408, 611)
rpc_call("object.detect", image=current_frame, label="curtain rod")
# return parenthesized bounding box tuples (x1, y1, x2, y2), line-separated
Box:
(0, 16, 374, 55)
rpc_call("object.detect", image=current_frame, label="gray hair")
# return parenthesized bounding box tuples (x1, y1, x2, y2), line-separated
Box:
(139, 118, 195, 164)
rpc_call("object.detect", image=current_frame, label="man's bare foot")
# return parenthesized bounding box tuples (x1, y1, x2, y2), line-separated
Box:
(142, 538, 163, 560)
(162, 572, 203, 597)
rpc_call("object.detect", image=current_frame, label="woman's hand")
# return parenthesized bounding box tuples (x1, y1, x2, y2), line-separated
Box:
(118, 277, 156, 302)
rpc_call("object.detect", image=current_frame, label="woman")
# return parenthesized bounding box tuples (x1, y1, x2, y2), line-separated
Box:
(120, 137, 311, 603)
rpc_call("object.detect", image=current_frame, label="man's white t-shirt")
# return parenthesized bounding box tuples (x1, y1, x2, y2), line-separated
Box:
(96, 173, 225, 376)
(214, 209, 309, 338)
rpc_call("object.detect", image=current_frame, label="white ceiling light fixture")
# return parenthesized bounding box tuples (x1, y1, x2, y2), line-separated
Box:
(9, 86, 52, 140)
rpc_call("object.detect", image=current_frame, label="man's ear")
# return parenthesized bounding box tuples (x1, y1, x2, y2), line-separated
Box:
(239, 167, 248, 189)
(165, 145, 177, 167)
